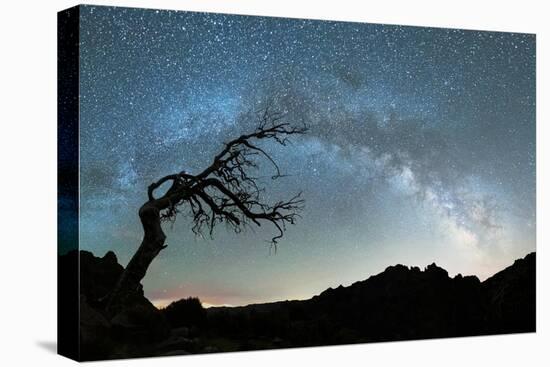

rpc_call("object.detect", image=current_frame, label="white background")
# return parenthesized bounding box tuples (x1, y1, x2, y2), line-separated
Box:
(0, 0, 548, 365)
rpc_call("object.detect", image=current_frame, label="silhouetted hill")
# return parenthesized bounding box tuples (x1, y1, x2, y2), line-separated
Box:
(61, 250, 535, 359)
(483, 252, 536, 333)
(63, 250, 170, 360)
(205, 253, 535, 347)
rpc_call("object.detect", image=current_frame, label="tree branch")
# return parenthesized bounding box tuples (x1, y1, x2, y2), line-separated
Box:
(146, 106, 308, 245)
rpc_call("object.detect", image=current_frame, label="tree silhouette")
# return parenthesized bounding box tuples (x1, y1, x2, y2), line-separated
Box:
(106, 106, 307, 315)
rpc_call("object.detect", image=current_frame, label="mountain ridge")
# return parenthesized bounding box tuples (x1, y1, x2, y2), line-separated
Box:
(63, 250, 535, 360)
(204, 251, 535, 344)
(206, 253, 534, 314)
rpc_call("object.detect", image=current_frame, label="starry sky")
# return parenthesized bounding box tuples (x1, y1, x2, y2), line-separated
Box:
(78, 5, 535, 307)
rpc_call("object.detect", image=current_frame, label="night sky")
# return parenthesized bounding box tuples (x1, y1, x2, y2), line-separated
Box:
(78, 5, 535, 307)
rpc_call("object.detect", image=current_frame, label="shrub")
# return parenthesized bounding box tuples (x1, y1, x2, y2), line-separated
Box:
(161, 297, 206, 328)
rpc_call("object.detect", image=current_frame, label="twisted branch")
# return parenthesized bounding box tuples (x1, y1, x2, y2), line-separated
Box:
(146, 107, 308, 245)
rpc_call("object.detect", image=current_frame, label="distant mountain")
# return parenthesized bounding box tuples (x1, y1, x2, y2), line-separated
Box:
(63, 250, 535, 360)
(205, 253, 535, 346)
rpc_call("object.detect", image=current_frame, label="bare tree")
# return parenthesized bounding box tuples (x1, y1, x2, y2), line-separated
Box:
(106, 107, 307, 315)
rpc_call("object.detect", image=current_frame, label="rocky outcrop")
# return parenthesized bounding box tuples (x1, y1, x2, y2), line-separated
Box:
(61, 250, 171, 360)
(483, 252, 536, 333)
(60, 250, 535, 359)
(206, 253, 535, 348)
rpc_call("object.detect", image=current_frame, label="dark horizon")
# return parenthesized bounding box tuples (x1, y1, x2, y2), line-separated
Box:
(160, 249, 536, 309)
(68, 246, 535, 360)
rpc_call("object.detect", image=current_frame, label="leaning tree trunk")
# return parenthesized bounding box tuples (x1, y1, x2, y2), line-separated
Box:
(105, 200, 167, 317)
(103, 116, 307, 317)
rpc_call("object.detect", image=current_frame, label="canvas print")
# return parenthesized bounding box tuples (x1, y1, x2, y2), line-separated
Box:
(58, 5, 536, 361)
